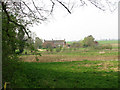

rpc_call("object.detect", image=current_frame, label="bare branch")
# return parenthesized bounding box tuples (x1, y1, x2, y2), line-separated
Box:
(22, 1, 36, 19)
(56, 0, 71, 14)
(106, 0, 117, 12)
(80, 0, 87, 6)
(31, 0, 46, 21)
(50, 0, 55, 14)
(88, 0, 105, 11)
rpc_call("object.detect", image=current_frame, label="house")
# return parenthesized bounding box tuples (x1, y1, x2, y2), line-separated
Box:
(43, 39, 66, 48)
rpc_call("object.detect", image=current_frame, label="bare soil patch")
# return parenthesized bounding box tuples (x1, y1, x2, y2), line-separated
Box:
(20, 55, 118, 63)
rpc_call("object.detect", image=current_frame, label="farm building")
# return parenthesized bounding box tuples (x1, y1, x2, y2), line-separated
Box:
(43, 39, 66, 48)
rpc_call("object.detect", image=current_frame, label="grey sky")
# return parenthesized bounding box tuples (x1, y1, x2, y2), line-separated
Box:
(30, 0, 118, 41)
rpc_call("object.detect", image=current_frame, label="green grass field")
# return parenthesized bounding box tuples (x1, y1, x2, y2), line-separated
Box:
(67, 40, 118, 44)
(98, 40, 118, 44)
(10, 60, 118, 88)
(3, 40, 119, 88)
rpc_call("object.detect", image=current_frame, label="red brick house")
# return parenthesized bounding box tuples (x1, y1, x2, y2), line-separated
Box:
(43, 39, 66, 48)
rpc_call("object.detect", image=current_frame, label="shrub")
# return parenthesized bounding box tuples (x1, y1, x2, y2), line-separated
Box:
(56, 46, 62, 52)
(35, 57, 39, 61)
(56, 48, 61, 52)
(93, 45, 103, 50)
(101, 44, 112, 50)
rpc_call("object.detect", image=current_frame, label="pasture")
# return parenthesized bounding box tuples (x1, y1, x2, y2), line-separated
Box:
(4, 40, 119, 88)
(10, 60, 118, 88)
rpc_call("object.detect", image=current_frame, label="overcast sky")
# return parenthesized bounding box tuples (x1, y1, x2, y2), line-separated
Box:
(30, 1, 118, 41)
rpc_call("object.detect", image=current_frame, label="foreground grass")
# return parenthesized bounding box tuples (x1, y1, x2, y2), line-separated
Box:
(10, 60, 118, 88)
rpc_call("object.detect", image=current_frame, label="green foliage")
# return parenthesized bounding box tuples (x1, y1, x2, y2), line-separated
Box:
(71, 42, 81, 50)
(2, 10, 29, 85)
(93, 45, 103, 50)
(35, 56, 39, 61)
(101, 44, 112, 50)
(34, 37, 43, 49)
(82, 35, 95, 47)
(2, 13, 18, 56)
(56, 46, 62, 52)
(45, 43, 53, 52)
(2, 55, 22, 86)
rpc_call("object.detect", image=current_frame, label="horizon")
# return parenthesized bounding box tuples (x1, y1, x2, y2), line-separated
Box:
(41, 38, 118, 42)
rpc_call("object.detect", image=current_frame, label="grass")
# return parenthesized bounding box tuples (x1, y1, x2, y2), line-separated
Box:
(10, 60, 118, 88)
(3, 40, 119, 88)
(98, 40, 118, 44)
(41, 49, 118, 56)
(67, 40, 118, 44)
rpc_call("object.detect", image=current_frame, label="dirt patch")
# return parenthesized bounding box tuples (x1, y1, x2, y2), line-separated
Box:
(110, 68, 118, 71)
(96, 62, 118, 71)
(99, 51, 105, 54)
(83, 64, 91, 67)
(20, 55, 118, 63)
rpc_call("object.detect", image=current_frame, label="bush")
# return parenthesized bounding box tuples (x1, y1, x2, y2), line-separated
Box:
(101, 44, 112, 50)
(93, 45, 103, 50)
(2, 55, 23, 86)
(56, 46, 62, 52)
(56, 48, 61, 52)
(93, 44, 112, 50)
(35, 56, 39, 61)
(49, 48, 53, 52)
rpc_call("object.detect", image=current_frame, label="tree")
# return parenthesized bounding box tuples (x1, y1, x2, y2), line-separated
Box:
(82, 35, 95, 47)
(34, 37, 43, 49)
(71, 42, 81, 50)
(24, 31, 36, 52)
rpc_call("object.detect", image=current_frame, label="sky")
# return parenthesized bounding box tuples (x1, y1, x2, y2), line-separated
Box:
(30, 1, 118, 41)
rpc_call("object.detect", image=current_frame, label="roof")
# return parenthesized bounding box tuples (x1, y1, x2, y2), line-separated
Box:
(44, 40, 65, 42)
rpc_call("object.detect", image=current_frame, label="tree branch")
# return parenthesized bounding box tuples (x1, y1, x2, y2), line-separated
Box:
(2, 2, 30, 38)
(88, 0, 105, 11)
(56, 0, 71, 14)
(50, 0, 55, 14)
(31, 0, 46, 21)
